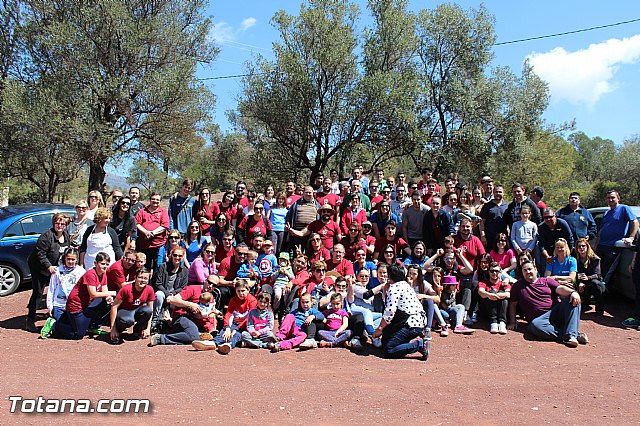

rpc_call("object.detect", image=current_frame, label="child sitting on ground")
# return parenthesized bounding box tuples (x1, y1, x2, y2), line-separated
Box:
(271, 252, 294, 311)
(268, 292, 325, 352)
(318, 293, 352, 348)
(191, 279, 257, 354)
(440, 275, 475, 335)
(242, 292, 278, 348)
(192, 291, 219, 340)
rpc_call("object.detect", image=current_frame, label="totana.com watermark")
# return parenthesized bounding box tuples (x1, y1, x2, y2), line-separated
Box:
(8, 396, 151, 414)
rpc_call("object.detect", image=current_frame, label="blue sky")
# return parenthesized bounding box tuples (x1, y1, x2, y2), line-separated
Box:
(201, 0, 640, 145)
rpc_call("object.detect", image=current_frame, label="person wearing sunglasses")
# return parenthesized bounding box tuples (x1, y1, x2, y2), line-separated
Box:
(180, 220, 211, 265)
(105, 249, 139, 293)
(156, 230, 184, 269)
(188, 242, 219, 286)
(109, 196, 136, 253)
(237, 200, 273, 245)
(538, 207, 574, 266)
(217, 243, 251, 308)
(151, 247, 189, 331)
(478, 262, 511, 335)
(67, 200, 94, 249)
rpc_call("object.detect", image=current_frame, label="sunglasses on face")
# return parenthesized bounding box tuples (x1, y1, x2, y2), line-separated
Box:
(120, 201, 130, 206)
(172, 254, 184, 258)
(205, 250, 215, 255)
(489, 270, 501, 274)
(190, 226, 200, 229)
(217, 217, 227, 221)
(124, 257, 136, 263)
(254, 207, 264, 211)
(169, 236, 180, 240)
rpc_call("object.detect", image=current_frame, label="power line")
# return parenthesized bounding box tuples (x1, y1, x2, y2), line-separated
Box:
(199, 17, 640, 80)
(494, 17, 640, 46)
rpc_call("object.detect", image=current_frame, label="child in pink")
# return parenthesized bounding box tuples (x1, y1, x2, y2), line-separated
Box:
(318, 293, 352, 347)
(268, 292, 316, 352)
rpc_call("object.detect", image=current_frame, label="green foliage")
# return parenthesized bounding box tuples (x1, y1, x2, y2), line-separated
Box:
(127, 157, 175, 198)
(12, 0, 217, 191)
(613, 136, 640, 204)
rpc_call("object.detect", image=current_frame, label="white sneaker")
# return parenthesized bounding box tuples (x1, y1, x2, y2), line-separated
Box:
(498, 321, 507, 335)
(299, 338, 318, 350)
(371, 337, 382, 348)
(490, 322, 499, 334)
(191, 340, 217, 351)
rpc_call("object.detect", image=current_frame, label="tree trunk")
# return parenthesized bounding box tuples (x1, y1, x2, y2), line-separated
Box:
(88, 157, 107, 193)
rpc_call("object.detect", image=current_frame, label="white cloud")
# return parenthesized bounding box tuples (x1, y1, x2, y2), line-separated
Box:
(208, 17, 257, 44)
(240, 17, 257, 31)
(208, 21, 234, 44)
(527, 35, 640, 107)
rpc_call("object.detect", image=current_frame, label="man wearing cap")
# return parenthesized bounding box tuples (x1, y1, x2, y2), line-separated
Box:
(402, 190, 429, 249)
(287, 204, 342, 251)
(508, 260, 588, 348)
(480, 176, 495, 203)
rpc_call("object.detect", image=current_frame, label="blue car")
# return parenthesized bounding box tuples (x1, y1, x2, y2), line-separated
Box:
(0, 203, 75, 296)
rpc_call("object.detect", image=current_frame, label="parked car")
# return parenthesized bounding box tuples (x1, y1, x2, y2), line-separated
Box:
(0, 203, 75, 296)
(588, 206, 640, 301)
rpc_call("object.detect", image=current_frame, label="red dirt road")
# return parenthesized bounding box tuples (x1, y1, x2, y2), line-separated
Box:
(1, 289, 639, 425)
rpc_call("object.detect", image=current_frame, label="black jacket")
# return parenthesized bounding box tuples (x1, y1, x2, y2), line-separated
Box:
(153, 261, 189, 297)
(423, 210, 455, 250)
(27, 229, 71, 276)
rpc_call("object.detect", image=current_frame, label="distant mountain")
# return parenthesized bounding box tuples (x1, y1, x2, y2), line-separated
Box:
(104, 173, 134, 190)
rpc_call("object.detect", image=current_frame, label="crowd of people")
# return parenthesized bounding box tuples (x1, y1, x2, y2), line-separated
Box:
(24, 167, 640, 361)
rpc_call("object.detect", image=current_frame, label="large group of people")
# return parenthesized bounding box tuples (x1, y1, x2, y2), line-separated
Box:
(25, 167, 640, 361)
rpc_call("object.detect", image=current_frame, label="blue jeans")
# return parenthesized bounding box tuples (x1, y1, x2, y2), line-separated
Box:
(318, 329, 352, 346)
(115, 305, 153, 333)
(350, 305, 382, 334)
(51, 306, 66, 322)
(54, 298, 110, 340)
(213, 323, 242, 349)
(383, 326, 424, 358)
(241, 330, 277, 348)
(159, 315, 200, 345)
(527, 297, 581, 341)
(441, 304, 465, 327)
(420, 298, 436, 328)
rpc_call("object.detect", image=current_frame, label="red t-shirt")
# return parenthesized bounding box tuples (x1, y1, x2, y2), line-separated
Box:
(326, 258, 354, 277)
(224, 294, 258, 328)
(479, 279, 512, 294)
(315, 192, 340, 208)
(340, 237, 367, 262)
(218, 203, 238, 223)
(291, 269, 310, 287)
(66, 269, 108, 313)
(375, 236, 408, 256)
(454, 234, 486, 267)
(135, 206, 170, 249)
(194, 202, 220, 235)
(172, 285, 202, 319)
(215, 245, 234, 264)
(117, 283, 156, 311)
(307, 220, 341, 250)
(238, 215, 271, 241)
(308, 247, 331, 263)
(369, 195, 383, 211)
(218, 256, 242, 280)
(106, 259, 137, 291)
(286, 194, 301, 208)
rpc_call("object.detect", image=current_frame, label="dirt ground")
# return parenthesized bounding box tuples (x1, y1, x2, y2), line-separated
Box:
(0, 288, 638, 425)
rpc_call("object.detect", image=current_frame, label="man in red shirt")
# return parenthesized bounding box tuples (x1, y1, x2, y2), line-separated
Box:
(374, 220, 409, 260)
(135, 193, 170, 271)
(287, 205, 342, 250)
(109, 268, 155, 343)
(106, 250, 138, 291)
(218, 243, 250, 307)
(326, 244, 355, 282)
(454, 218, 486, 324)
(315, 177, 340, 209)
(285, 181, 301, 208)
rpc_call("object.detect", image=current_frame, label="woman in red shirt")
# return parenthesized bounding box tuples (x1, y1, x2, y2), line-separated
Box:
(53, 252, 116, 340)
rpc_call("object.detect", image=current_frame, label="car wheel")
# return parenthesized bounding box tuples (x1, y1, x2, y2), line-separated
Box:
(0, 264, 21, 296)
